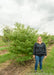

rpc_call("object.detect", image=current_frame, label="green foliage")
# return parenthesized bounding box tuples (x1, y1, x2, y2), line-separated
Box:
(2, 26, 13, 42)
(8, 23, 38, 63)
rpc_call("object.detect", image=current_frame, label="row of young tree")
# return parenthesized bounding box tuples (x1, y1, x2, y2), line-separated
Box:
(2, 23, 54, 64)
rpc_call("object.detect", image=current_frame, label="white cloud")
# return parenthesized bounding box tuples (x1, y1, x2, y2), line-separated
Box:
(0, 0, 54, 35)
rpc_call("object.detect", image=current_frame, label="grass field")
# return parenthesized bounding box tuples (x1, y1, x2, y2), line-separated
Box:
(43, 47, 54, 73)
(0, 38, 11, 63)
(0, 53, 13, 63)
(0, 47, 8, 51)
(0, 37, 54, 75)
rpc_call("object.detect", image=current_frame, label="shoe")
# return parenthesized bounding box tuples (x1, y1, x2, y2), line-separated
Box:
(40, 69, 43, 72)
(35, 70, 37, 72)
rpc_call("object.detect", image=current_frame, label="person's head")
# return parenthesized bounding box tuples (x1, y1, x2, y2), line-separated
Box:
(37, 36, 42, 43)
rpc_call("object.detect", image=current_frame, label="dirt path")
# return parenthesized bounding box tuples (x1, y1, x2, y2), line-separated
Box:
(0, 44, 54, 75)
(0, 50, 8, 55)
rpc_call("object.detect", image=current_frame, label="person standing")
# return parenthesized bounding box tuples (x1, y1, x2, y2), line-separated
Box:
(33, 36, 47, 72)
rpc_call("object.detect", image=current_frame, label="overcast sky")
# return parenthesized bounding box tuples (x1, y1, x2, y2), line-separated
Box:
(0, 0, 54, 35)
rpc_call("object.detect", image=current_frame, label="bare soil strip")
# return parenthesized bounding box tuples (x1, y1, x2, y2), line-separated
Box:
(0, 50, 8, 55)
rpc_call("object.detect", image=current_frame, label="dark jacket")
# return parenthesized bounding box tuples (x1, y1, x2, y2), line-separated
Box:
(33, 42, 47, 56)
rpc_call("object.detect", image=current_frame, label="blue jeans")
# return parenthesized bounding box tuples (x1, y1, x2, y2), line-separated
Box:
(35, 55, 44, 70)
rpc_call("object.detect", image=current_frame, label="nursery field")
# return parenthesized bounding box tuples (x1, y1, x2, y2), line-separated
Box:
(0, 23, 54, 75)
(0, 36, 54, 75)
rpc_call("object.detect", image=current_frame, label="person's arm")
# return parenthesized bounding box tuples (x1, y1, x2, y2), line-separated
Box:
(33, 43, 36, 55)
(44, 43, 47, 57)
(33, 43, 36, 58)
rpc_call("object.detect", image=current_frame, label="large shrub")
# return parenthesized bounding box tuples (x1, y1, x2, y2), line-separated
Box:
(8, 23, 38, 63)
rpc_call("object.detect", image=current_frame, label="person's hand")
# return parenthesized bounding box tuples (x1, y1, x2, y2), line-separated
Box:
(45, 56, 47, 58)
(33, 55, 35, 58)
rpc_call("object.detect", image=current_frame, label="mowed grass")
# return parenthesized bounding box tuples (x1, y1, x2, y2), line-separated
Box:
(0, 37, 11, 63)
(43, 47, 54, 73)
(0, 47, 8, 51)
(31, 47, 54, 75)
(0, 53, 13, 63)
